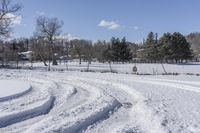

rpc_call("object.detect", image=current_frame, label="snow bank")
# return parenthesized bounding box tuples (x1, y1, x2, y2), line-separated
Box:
(0, 80, 32, 102)
(0, 95, 55, 128)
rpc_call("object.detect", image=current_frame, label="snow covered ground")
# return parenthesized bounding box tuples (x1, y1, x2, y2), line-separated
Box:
(0, 67, 200, 133)
(0, 80, 31, 102)
(20, 61, 200, 75)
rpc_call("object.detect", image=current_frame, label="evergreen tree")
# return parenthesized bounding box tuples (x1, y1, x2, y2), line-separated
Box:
(187, 32, 200, 61)
(159, 33, 173, 62)
(103, 45, 113, 72)
(144, 32, 159, 62)
(159, 32, 193, 63)
(110, 37, 132, 62)
(119, 37, 132, 62)
(171, 32, 193, 62)
(103, 45, 112, 62)
(110, 37, 121, 62)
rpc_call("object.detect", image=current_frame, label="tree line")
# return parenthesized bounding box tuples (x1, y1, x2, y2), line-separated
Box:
(0, 0, 199, 70)
(142, 32, 193, 63)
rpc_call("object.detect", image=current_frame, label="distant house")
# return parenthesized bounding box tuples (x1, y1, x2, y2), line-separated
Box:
(196, 54, 200, 62)
(59, 55, 73, 60)
(136, 48, 145, 62)
(18, 51, 33, 61)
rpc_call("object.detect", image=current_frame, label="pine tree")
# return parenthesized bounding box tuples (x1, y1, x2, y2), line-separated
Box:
(171, 32, 193, 62)
(103, 45, 113, 72)
(120, 37, 132, 62)
(110, 37, 132, 62)
(111, 37, 121, 62)
(159, 33, 173, 62)
(159, 32, 193, 63)
(144, 32, 158, 62)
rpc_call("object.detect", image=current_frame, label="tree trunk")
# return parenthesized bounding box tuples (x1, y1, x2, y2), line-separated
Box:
(16, 60, 19, 69)
(87, 61, 90, 71)
(79, 55, 82, 64)
(50, 42, 57, 66)
(38, 53, 47, 66)
(161, 62, 167, 74)
(48, 60, 51, 71)
(52, 58, 57, 65)
(109, 61, 112, 72)
(65, 60, 68, 70)
(52, 50, 57, 65)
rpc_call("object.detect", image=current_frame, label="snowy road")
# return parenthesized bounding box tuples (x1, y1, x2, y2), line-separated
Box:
(0, 70, 200, 133)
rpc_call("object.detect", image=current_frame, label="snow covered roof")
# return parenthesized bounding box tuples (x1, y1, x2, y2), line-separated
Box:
(19, 51, 33, 55)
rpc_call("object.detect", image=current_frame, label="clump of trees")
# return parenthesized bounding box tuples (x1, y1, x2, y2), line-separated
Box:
(143, 32, 160, 62)
(187, 32, 200, 61)
(102, 37, 132, 71)
(0, 31, 194, 69)
(69, 39, 93, 65)
(104, 37, 132, 63)
(0, 0, 197, 70)
(143, 32, 193, 63)
(93, 40, 109, 62)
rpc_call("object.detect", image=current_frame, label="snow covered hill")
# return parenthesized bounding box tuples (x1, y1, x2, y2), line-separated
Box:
(0, 69, 200, 133)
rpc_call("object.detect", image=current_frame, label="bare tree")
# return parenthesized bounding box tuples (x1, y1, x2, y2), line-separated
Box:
(69, 39, 83, 64)
(187, 32, 200, 61)
(83, 41, 93, 71)
(35, 16, 63, 70)
(0, 0, 22, 38)
(30, 36, 48, 66)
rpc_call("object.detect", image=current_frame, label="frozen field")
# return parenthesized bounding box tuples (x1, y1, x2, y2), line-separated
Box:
(20, 61, 200, 75)
(0, 68, 200, 133)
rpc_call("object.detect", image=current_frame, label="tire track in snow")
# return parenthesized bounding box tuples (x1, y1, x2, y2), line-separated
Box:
(0, 78, 79, 132)
(78, 77, 167, 133)
(130, 78, 200, 93)
(25, 77, 121, 133)
(1, 77, 95, 133)
(2, 71, 199, 133)
(0, 79, 56, 128)
(90, 74, 200, 133)
(24, 74, 167, 133)
(0, 96, 55, 128)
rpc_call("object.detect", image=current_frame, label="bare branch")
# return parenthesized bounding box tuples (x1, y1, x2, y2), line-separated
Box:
(35, 16, 63, 66)
(0, 0, 22, 38)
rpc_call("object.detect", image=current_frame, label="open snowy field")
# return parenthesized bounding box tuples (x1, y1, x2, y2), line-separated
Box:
(20, 61, 200, 75)
(0, 68, 200, 133)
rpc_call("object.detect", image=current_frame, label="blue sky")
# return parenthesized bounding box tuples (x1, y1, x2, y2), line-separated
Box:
(13, 0, 200, 43)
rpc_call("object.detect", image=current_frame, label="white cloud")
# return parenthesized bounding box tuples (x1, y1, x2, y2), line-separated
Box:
(133, 26, 139, 30)
(56, 33, 79, 41)
(36, 11, 45, 16)
(13, 16, 22, 25)
(3, 13, 22, 26)
(98, 20, 121, 30)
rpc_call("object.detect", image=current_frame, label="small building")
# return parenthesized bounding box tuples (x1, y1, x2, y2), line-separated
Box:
(18, 51, 33, 61)
(136, 49, 145, 62)
(195, 54, 200, 62)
